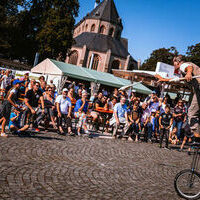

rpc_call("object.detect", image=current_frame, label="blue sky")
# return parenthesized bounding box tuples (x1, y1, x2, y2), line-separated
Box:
(75, 0, 200, 62)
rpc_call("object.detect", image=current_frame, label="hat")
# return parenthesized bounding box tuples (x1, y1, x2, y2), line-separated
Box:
(152, 91, 156, 94)
(132, 89, 136, 93)
(62, 88, 68, 92)
(13, 79, 23, 85)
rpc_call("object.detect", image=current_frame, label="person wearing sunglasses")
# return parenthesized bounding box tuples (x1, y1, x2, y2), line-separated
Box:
(24, 81, 45, 132)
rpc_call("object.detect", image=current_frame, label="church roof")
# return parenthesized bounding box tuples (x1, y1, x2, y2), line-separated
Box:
(73, 32, 129, 59)
(75, 0, 122, 28)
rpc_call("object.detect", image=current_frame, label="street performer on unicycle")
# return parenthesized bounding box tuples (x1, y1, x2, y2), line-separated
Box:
(156, 55, 200, 140)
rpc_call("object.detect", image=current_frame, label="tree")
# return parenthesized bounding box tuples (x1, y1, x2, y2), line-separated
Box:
(186, 43, 200, 66)
(0, 0, 79, 64)
(141, 47, 178, 71)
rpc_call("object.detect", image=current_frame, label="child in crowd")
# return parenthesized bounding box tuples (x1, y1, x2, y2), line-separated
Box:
(159, 105, 173, 149)
(169, 127, 179, 145)
(9, 107, 29, 134)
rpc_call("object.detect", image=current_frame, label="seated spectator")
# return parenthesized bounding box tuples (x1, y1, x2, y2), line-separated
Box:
(169, 127, 179, 145)
(68, 87, 77, 105)
(90, 92, 104, 129)
(128, 105, 141, 142)
(0, 79, 23, 136)
(159, 105, 173, 149)
(74, 91, 90, 136)
(23, 81, 45, 132)
(172, 99, 186, 139)
(110, 97, 129, 139)
(43, 86, 57, 129)
(55, 88, 74, 136)
(9, 107, 29, 134)
(109, 97, 117, 110)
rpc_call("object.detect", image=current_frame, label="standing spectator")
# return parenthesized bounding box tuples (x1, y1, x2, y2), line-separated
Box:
(144, 110, 156, 143)
(20, 72, 30, 94)
(0, 69, 12, 95)
(109, 97, 117, 110)
(160, 97, 168, 114)
(56, 88, 74, 136)
(24, 81, 45, 132)
(173, 100, 186, 139)
(0, 79, 23, 136)
(74, 91, 90, 136)
(159, 105, 173, 149)
(75, 89, 82, 100)
(112, 88, 120, 102)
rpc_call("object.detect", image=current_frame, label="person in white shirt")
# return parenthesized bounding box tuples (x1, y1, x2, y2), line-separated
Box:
(55, 88, 74, 136)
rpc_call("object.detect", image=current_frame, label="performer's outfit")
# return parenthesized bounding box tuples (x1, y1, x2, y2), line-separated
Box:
(180, 62, 200, 135)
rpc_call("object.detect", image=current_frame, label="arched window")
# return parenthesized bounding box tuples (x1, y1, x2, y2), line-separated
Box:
(100, 25, 105, 34)
(91, 24, 95, 32)
(111, 60, 120, 72)
(109, 28, 114, 36)
(85, 24, 88, 31)
(89, 54, 100, 70)
(68, 50, 78, 65)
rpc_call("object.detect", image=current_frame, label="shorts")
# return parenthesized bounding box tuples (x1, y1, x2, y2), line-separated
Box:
(0, 100, 12, 120)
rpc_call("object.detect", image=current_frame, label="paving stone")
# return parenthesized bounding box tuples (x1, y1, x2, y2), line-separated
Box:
(0, 132, 189, 199)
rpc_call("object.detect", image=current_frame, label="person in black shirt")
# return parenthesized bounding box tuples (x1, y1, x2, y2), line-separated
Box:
(24, 81, 45, 131)
(159, 105, 173, 148)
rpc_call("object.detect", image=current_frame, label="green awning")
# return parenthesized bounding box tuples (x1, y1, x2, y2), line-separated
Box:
(50, 59, 131, 88)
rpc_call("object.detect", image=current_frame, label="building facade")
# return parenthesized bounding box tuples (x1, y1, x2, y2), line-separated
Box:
(65, 0, 138, 73)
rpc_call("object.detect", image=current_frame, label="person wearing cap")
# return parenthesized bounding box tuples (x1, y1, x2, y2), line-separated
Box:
(0, 79, 23, 136)
(74, 90, 90, 136)
(55, 88, 74, 136)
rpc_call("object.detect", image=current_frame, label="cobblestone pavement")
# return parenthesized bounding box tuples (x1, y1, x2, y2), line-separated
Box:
(0, 131, 192, 200)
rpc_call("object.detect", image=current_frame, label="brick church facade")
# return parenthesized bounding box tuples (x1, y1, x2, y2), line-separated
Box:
(65, 0, 138, 73)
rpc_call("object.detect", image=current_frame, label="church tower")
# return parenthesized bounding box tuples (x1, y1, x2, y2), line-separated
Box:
(66, 0, 138, 73)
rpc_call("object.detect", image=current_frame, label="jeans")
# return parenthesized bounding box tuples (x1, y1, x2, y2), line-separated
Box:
(146, 122, 153, 139)
(173, 121, 183, 139)
(160, 127, 169, 148)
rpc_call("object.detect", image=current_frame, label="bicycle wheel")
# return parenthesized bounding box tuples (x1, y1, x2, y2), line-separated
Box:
(174, 169, 200, 200)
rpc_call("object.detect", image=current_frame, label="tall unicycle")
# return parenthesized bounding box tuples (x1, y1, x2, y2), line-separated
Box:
(174, 143, 200, 200)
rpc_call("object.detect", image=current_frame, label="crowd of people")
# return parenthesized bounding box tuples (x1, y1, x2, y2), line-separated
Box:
(0, 67, 197, 152)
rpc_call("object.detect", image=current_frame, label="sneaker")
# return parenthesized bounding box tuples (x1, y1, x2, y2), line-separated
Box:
(68, 132, 75, 136)
(1, 132, 8, 137)
(77, 132, 81, 136)
(84, 130, 90, 135)
(33, 128, 40, 133)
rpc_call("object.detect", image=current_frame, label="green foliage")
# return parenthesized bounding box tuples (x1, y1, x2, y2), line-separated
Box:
(186, 43, 200, 66)
(140, 47, 178, 71)
(0, 0, 79, 64)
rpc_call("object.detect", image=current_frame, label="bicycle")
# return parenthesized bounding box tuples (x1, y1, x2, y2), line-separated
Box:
(174, 142, 200, 200)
